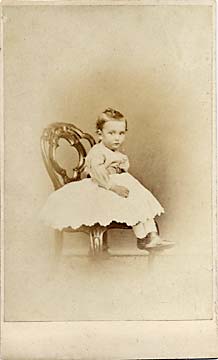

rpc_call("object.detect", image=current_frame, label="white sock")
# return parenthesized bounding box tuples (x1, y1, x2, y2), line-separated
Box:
(133, 219, 157, 239)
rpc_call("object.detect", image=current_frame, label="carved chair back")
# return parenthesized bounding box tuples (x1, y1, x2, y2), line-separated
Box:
(41, 122, 96, 190)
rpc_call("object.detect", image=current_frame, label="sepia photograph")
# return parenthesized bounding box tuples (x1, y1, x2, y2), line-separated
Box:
(1, 1, 217, 358)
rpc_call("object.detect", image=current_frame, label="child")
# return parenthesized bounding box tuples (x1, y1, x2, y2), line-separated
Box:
(41, 108, 173, 252)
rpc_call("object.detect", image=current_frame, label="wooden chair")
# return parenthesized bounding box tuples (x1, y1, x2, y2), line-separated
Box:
(41, 122, 159, 257)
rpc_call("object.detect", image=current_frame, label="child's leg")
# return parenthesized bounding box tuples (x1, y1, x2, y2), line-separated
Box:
(132, 222, 146, 239)
(133, 219, 157, 251)
(133, 219, 157, 239)
(132, 222, 149, 253)
(143, 219, 157, 235)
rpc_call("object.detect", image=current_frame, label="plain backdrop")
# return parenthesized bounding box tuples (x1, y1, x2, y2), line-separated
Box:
(3, 4, 214, 321)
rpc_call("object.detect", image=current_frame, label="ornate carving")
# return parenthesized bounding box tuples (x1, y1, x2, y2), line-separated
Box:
(89, 225, 107, 255)
(41, 122, 96, 189)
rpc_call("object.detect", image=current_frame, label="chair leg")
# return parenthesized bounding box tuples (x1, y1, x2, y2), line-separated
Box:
(103, 231, 109, 251)
(155, 220, 160, 235)
(89, 225, 107, 256)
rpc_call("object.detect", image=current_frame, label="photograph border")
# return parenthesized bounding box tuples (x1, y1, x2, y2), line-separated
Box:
(1, 0, 217, 358)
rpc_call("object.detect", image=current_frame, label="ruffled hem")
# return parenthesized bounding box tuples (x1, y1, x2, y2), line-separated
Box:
(41, 209, 164, 231)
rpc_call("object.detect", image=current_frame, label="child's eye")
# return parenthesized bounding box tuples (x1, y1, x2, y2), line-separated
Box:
(120, 132, 125, 135)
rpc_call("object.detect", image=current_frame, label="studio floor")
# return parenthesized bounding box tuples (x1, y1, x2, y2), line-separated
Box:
(4, 235, 213, 321)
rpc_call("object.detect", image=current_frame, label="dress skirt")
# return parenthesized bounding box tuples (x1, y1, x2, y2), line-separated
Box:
(40, 173, 164, 230)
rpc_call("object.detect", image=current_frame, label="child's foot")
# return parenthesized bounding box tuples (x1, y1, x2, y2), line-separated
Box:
(137, 238, 150, 255)
(145, 234, 175, 249)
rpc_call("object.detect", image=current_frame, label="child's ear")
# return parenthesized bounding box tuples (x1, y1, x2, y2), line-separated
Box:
(96, 129, 103, 140)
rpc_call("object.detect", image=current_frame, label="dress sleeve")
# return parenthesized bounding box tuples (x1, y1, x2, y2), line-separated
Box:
(85, 151, 113, 190)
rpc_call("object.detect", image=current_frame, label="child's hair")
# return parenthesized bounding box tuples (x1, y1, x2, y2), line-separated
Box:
(96, 107, 128, 131)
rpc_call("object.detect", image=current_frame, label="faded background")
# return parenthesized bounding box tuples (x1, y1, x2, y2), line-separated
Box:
(4, 5, 214, 320)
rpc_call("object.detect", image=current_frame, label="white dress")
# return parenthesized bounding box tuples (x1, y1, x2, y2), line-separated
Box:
(40, 143, 164, 235)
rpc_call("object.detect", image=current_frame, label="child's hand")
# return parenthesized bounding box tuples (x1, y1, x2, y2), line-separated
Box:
(119, 158, 127, 164)
(110, 184, 129, 198)
(118, 156, 129, 172)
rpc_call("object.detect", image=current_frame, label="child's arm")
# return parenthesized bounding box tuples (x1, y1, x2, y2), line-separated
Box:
(86, 152, 129, 197)
(89, 157, 112, 190)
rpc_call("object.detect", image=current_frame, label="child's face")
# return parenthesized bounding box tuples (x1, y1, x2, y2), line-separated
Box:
(98, 120, 126, 151)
